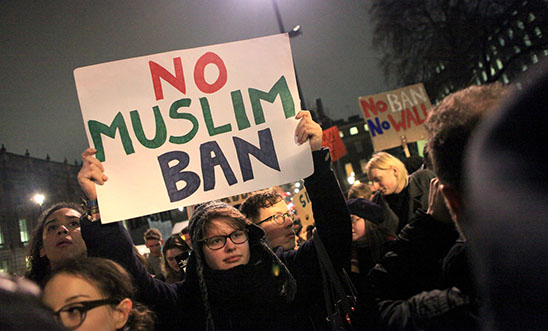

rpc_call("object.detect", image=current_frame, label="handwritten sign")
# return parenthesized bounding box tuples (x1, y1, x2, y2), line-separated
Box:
(74, 34, 313, 223)
(358, 83, 432, 151)
(322, 126, 346, 162)
(292, 188, 315, 228)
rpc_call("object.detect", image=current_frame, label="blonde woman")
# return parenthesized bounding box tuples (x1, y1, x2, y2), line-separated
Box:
(365, 152, 434, 233)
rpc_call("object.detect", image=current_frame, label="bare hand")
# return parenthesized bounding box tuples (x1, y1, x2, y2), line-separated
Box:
(426, 178, 453, 224)
(295, 110, 322, 151)
(77, 148, 108, 200)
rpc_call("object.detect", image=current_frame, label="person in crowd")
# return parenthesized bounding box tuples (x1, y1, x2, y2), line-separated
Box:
(143, 228, 164, 277)
(370, 83, 506, 329)
(402, 155, 424, 175)
(346, 197, 395, 329)
(162, 233, 191, 284)
(42, 257, 155, 331)
(365, 152, 435, 234)
(464, 61, 548, 330)
(76, 110, 350, 330)
(0, 272, 64, 330)
(238, 111, 352, 329)
(348, 181, 375, 200)
(25, 202, 87, 287)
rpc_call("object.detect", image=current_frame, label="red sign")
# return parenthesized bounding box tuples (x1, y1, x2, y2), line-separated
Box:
(322, 126, 347, 162)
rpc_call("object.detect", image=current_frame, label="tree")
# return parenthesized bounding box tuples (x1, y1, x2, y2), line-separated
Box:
(369, 0, 545, 101)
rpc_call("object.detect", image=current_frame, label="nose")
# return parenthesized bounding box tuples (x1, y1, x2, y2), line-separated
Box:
(57, 225, 69, 235)
(224, 237, 236, 252)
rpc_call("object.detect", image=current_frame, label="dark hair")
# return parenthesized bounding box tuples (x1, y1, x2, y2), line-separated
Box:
(44, 257, 155, 331)
(427, 83, 507, 192)
(363, 221, 395, 264)
(162, 234, 191, 283)
(25, 202, 84, 286)
(239, 189, 283, 223)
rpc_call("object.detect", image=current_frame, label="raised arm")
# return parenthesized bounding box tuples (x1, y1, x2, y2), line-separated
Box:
(295, 111, 352, 269)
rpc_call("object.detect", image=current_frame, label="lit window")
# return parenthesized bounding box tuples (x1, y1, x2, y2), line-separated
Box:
(482, 71, 488, 82)
(349, 127, 359, 136)
(512, 10, 518, 16)
(339, 131, 344, 138)
(345, 163, 354, 177)
(502, 73, 510, 84)
(440, 63, 445, 70)
(476, 77, 482, 85)
(0, 223, 4, 247)
(514, 46, 522, 54)
(490, 66, 496, 76)
(19, 219, 29, 243)
(532, 53, 539, 63)
(544, 49, 548, 56)
(364, 124, 369, 131)
(478, 61, 484, 68)
(486, 54, 491, 61)
(435, 66, 440, 74)
(522, 64, 528, 72)
(0, 260, 8, 274)
(534, 27, 542, 38)
(528, 12, 536, 22)
(517, 20, 525, 30)
(496, 59, 504, 70)
(499, 37, 505, 46)
(507, 28, 514, 39)
(524, 34, 532, 47)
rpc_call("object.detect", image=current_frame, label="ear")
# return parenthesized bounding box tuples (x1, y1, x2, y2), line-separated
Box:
(439, 183, 464, 223)
(392, 166, 398, 177)
(39, 246, 46, 258)
(113, 298, 132, 329)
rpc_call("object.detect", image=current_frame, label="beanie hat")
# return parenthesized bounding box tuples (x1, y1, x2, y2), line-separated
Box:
(346, 198, 384, 225)
(188, 200, 296, 330)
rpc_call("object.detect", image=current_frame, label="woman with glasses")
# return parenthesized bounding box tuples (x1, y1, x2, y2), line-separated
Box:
(42, 257, 155, 331)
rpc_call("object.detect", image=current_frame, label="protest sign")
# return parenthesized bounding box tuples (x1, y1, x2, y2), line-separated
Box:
(358, 83, 432, 152)
(322, 126, 347, 162)
(74, 34, 313, 223)
(292, 188, 315, 228)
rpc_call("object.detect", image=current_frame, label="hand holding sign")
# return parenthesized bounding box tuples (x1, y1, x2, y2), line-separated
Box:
(77, 148, 108, 201)
(295, 110, 322, 151)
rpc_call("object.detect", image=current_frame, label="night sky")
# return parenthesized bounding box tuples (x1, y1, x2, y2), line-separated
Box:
(1, 0, 389, 163)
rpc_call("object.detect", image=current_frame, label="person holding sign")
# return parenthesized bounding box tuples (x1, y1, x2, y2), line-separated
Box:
(75, 110, 346, 330)
(239, 111, 352, 329)
(365, 152, 434, 234)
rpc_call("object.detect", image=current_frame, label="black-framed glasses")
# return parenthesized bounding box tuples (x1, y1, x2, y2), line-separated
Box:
(257, 210, 295, 226)
(53, 298, 120, 330)
(200, 229, 249, 250)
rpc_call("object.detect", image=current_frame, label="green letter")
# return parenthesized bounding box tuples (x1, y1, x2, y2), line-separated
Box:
(248, 75, 295, 125)
(231, 90, 251, 130)
(200, 97, 232, 136)
(169, 98, 199, 144)
(88, 112, 134, 162)
(130, 106, 167, 149)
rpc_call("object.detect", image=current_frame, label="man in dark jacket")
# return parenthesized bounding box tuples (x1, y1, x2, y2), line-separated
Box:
(240, 110, 352, 330)
(369, 83, 507, 329)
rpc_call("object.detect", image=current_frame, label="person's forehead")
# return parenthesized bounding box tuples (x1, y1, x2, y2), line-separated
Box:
(166, 248, 184, 257)
(206, 218, 237, 236)
(44, 208, 80, 225)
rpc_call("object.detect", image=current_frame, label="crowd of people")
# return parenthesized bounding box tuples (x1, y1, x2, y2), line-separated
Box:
(1, 61, 547, 330)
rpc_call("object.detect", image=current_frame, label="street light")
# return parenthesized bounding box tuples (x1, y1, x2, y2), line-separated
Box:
(32, 193, 45, 213)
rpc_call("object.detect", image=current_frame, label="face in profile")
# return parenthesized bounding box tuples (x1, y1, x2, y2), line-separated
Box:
(370, 167, 401, 195)
(43, 273, 129, 331)
(256, 200, 296, 250)
(40, 208, 87, 268)
(351, 215, 366, 242)
(202, 218, 250, 270)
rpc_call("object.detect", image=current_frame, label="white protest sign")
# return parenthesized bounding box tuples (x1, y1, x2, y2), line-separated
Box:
(74, 34, 313, 223)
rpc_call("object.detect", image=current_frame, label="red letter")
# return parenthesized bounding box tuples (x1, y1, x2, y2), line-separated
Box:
(149, 58, 186, 101)
(194, 52, 227, 94)
(387, 112, 407, 132)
